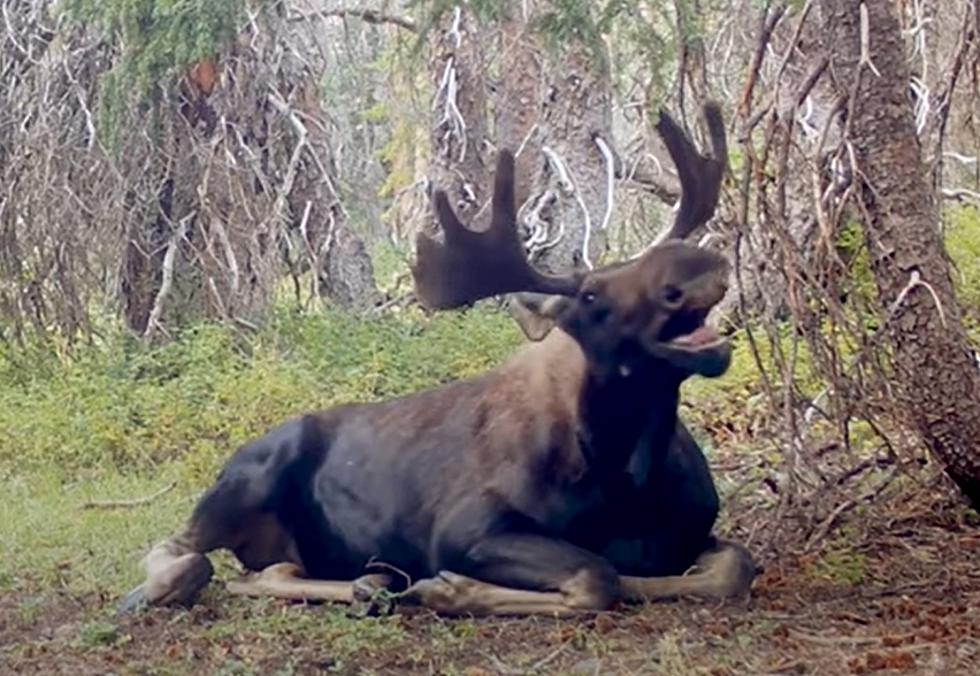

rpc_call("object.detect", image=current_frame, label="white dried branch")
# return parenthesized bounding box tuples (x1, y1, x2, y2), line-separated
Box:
(287, 7, 417, 32)
(541, 146, 595, 268)
(908, 76, 929, 136)
(859, 3, 881, 78)
(449, 6, 463, 48)
(890, 270, 947, 328)
(541, 146, 574, 193)
(521, 190, 558, 251)
(593, 135, 616, 232)
(143, 211, 195, 342)
(433, 55, 468, 163)
(943, 151, 977, 165)
(942, 187, 980, 203)
(210, 216, 242, 295)
(902, 0, 931, 83)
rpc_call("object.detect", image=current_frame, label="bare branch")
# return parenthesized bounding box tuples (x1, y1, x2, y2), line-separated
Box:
(142, 212, 195, 342)
(81, 482, 177, 510)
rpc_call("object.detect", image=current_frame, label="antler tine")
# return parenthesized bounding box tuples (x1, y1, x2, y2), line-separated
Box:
(489, 145, 517, 231)
(656, 102, 727, 241)
(411, 149, 582, 311)
(433, 190, 470, 244)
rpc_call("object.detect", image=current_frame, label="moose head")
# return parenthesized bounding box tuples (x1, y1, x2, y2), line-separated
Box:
(411, 103, 731, 382)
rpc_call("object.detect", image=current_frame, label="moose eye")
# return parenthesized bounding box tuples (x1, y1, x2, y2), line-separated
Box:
(663, 285, 683, 305)
(581, 291, 597, 304)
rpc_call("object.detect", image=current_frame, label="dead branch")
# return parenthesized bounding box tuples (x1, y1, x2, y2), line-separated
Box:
(81, 482, 177, 510)
(736, 2, 787, 123)
(142, 212, 195, 342)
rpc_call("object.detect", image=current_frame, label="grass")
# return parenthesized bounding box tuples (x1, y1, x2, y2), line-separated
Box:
(1, 469, 191, 597)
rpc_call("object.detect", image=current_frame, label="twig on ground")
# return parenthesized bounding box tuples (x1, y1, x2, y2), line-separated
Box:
(81, 482, 177, 510)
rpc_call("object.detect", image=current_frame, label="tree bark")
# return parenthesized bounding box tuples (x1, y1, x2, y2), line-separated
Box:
(821, 0, 980, 506)
(496, 1, 612, 275)
(289, 80, 381, 310)
(428, 7, 490, 230)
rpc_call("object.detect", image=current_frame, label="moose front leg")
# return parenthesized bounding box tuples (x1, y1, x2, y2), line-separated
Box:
(408, 533, 620, 617)
(226, 563, 394, 605)
(618, 539, 757, 602)
(605, 424, 759, 602)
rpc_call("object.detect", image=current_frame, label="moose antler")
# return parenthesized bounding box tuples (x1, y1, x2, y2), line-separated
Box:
(411, 150, 582, 310)
(656, 102, 727, 240)
(411, 103, 728, 310)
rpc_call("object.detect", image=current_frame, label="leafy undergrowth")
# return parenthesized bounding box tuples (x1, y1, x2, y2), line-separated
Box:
(0, 306, 522, 483)
(946, 204, 980, 339)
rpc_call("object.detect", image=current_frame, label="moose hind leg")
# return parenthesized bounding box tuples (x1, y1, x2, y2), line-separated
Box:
(119, 469, 283, 613)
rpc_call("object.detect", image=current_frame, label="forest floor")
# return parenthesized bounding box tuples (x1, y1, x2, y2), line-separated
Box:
(2, 452, 978, 675)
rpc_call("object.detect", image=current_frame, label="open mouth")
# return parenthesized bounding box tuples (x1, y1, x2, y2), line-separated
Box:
(668, 322, 727, 352)
(646, 309, 731, 377)
(658, 310, 726, 353)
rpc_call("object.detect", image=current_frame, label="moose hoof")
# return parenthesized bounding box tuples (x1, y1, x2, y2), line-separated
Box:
(404, 571, 482, 615)
(117, 583, 151, 615)
(118, 553, 213, 614)
(348, 573, 396, 617)
(352, 573, 395, 603)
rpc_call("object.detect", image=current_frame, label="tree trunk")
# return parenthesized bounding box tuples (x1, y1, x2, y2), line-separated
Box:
(821, 0, 980, 506)
(289, 80, 381, 310)
(428, 7, 490, 230)
(496, 1, 613, 275)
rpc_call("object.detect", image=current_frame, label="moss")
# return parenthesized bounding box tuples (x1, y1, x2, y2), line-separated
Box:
(836, 219, 877, 310)
(944, 204, 980, 337)
(809, 550, 868, 587)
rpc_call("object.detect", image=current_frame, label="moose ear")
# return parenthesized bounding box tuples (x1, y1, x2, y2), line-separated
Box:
(508, 293, 570, 341)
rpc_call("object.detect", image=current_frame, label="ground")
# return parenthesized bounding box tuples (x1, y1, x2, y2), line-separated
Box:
(2, 457, 977, 675)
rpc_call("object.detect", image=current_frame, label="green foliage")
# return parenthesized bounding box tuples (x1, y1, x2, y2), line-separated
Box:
(810, 549, 868, 587)
(78, 621, 121, 648)
(534, 0, 606, 64)
(369, 240, 413, 292)
(0, 306, 521, 482)
(0, 470, 188, 595)
(377, 111, 421, 200)
(682, 326, 823, 430)
(835, 219, 878, 329)
(59, 0, 265, 145)
(834, 206, 980, 338)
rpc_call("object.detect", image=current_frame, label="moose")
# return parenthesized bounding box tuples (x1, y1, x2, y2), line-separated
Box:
(119, 102, 758, 617)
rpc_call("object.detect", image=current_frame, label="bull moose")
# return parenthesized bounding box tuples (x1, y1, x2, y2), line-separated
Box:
(119, 103, 758, 617)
